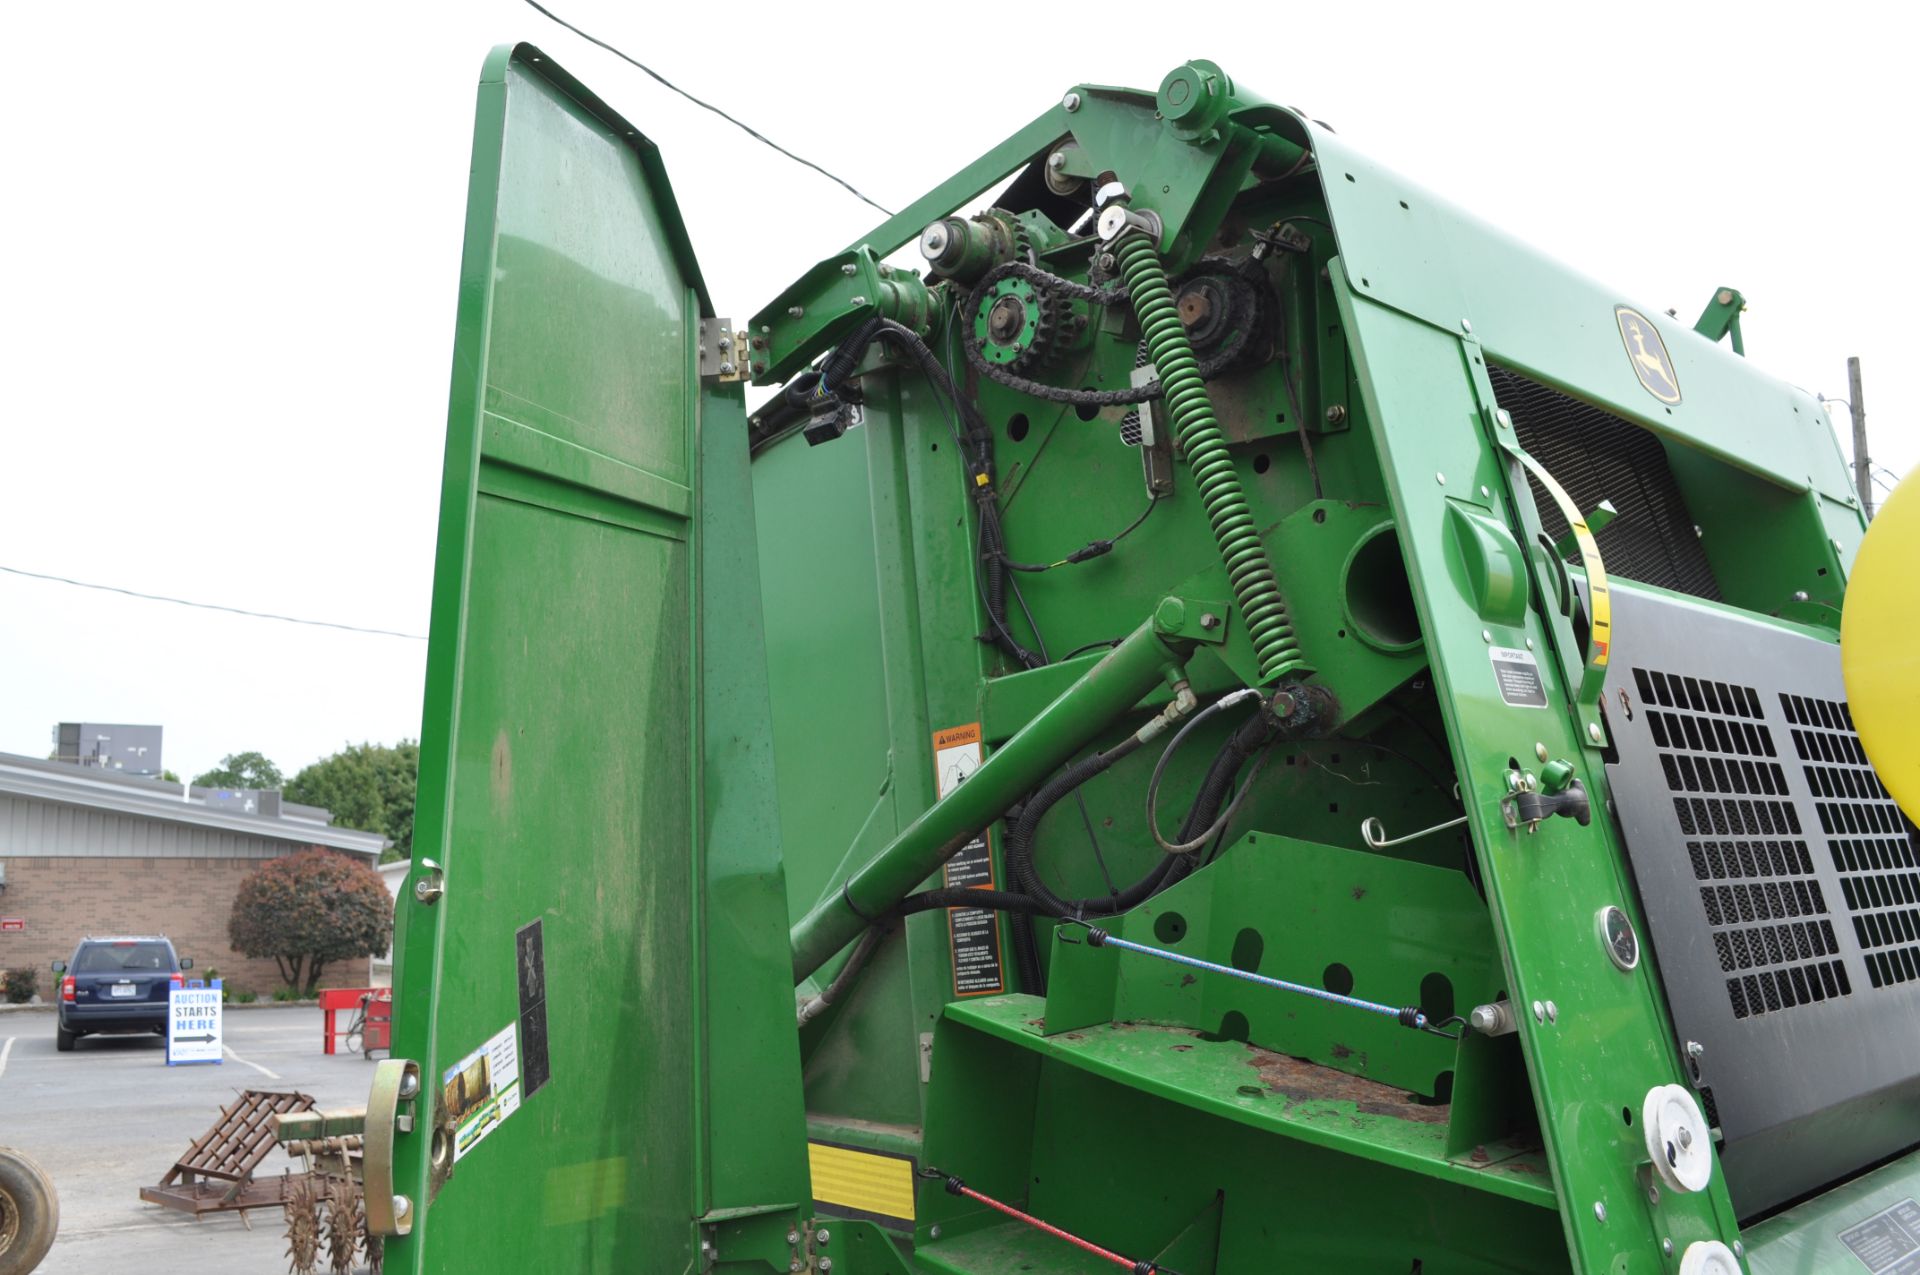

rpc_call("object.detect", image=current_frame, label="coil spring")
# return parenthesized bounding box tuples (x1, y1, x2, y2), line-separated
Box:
(1113, 231, 1304, 683)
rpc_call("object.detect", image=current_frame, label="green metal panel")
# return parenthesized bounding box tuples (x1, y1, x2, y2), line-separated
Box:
(389, 43, 805, 1272)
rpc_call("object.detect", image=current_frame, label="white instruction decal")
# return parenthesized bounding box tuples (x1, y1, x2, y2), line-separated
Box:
(442, 1022, 521, 1162)
(1490, 645, 1549, 709)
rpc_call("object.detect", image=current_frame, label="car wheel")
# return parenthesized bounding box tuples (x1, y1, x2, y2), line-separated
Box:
(0, 1145, 60, 1275)
(53, 1025, 74, 1053)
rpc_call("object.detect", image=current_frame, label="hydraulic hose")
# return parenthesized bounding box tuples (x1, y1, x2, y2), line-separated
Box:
(1111, 229, 1306, 684)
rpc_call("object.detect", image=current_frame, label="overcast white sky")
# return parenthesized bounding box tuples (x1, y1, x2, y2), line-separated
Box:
(0, 2, 1909, 783)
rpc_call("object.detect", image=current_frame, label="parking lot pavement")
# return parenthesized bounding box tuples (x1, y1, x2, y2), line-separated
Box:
(0, 1003, 380, 1274)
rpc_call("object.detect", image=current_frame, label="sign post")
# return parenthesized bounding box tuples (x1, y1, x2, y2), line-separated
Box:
(167, 981, 223, 1066)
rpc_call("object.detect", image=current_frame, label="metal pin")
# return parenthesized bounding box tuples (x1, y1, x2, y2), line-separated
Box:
(1363, 814, 1468, 849)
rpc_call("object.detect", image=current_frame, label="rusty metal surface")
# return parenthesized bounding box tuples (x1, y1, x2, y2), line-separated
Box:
(1244, 1043, 1449, 1124)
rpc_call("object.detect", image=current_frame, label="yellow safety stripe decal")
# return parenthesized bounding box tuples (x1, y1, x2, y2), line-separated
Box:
(807, 1141, 916, 1225)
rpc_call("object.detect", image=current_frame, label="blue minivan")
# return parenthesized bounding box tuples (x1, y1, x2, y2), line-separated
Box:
(51, 935, 193, 1051)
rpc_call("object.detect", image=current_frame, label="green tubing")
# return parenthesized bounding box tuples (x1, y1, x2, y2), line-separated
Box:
(1113, 230, 1306, 683)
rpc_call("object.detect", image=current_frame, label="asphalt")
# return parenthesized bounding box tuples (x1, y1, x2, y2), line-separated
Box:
(0, 1003, 378, 1274)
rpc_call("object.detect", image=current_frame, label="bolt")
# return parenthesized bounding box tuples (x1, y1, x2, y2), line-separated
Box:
(1693, 524, 1704, 538)
(1662, 1238, 1675, 1256)
(1647, 1183, 1661, 1205)
(1199, 612, 1220, 630)
(753, 363, 766, 375)
(1495, 409, 1512, 429)
(1063, 91, 1082, 112)
(1461, 318, 1474, 333)
(930, 1225, 942, 1239)
(398, 1071, 420, 1099)
(1545, 1000, 1558, 1022)
(1525, 637, 1534, 650)
(1048, 152, 1067, 171)
(1097, 252, 1116, 272)
(1792, 590, 1809, 602)
(753, 338, 766, 350)
(760, 324, 771, 334)
(1535, 742, 1549, 761)
(1686, 1040, 1705, 1059)
(1678, 1126, 1693, 1150)
(841, 263, 857, 276)
(1717, 289, 1734, 305)
(850, 296, 867, 306)
(1481, 629, 1492, 643)
(1532, 999, 1546, 1022)
(717, 339, 731, 353)
(1324, 404, 1348, 425)
(1733, 1241, 1745, 1258)
(718, 362, 736, 376)
(1480, 485, 1492, 498)
(819, 1262, 832, 1273)
(787, 1231, 800, 1245)
(393, 1194, 412, 1220)
(790, 1264, 803, 1274)
(1588, 722, 1605, 744)
(1594, 1201, 1607, 1223)
(788, 306, 805, 319)
(816, 1229, 830, 1244)
(414, 876, 443, 905)
(1436, 471, 1446, 485)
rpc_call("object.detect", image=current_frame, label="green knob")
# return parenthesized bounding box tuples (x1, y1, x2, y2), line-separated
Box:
(1540, 758, 1576, 794)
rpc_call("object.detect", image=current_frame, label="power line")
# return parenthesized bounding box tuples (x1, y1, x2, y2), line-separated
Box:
(0, 564, 427, 641)
(520, 0, 896, 217)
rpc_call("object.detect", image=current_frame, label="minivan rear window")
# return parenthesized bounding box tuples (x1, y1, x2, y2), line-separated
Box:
(75, 942, 174, 974)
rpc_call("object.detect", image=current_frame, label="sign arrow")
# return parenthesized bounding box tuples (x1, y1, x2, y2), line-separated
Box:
(173, 1034, 216, 1044)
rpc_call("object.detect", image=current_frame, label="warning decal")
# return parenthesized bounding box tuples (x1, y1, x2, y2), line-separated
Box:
(1490, 646, 1549, 709)
(1840, 1197, 1920, 1273)
(442, 1022, 522, 1162)
(932, 723, 1006, 997)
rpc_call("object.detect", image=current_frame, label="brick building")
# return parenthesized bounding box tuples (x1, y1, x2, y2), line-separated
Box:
(0, 752, 386, 997)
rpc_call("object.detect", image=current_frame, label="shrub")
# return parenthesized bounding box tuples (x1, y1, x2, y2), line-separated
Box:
(231, 988, 259, 1005)
(272, 985, 303, 1003)
(3, 967, 36, 1004)
(229, 848, 394, 996)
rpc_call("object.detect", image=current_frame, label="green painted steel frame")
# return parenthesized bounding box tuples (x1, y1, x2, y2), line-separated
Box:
(391, 44, 806, 1273)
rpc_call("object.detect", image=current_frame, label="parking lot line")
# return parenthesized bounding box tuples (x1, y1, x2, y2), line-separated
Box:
(221, 1044, 281, 1080)
(0, 1035, 13, 1083)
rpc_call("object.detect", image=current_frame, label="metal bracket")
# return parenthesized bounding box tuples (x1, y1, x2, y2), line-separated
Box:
(412, 859, 445, 906)
(698, 317, 745, 381)
(364, 1057, 422, 1236)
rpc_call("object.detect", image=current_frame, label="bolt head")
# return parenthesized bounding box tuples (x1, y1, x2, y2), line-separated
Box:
(1481, 629, 1492, 643)
(816, 1229, 830, 1244)
(1048, 152, 1067, 170)
(787, 306, 805, 319)
(718, 362, 736, 376)
(929, 1225, 942, 1239)
(786, 1231, 799, 1245)
(1588, 722, 1605, 743)
(1324, 404, 1347, 424)
(1532, 999, 1546, 1022)
(1062, 91, 1082, 112)
(393, 1194, 412, 1219)
(1594, 1201, 1606, 1222)
(1199, 612, 1220, 630)
(841, 263, 858, 276)
(1686, 1040, 1705, 1058)
(1436, 471, 1446, 485)
(398, 1071, 420, 1099)
(1733, 1241, 1745, 1258)
(1792, 590, 1809, 602)
(1545, 1000, 1558, 1022)
(819, 1262, 832, 1273)
(1663, 1238, 1675, 1256)
(1461, 318, 1473, 333)
(849, 295, 867, 307)
(1535, 742, 1549, 761)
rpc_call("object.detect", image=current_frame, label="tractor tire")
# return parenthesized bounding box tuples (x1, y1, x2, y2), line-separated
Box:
(0, 1147, 58, 1275)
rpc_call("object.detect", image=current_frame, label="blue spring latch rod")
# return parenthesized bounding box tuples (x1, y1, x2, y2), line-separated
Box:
(1075, 925, 1436, 1031)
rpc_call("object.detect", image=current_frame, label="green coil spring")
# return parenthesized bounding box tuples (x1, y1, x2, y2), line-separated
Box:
(1112, 230, 1306, 683)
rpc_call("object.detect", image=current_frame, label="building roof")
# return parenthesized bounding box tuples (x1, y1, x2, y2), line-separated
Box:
(0, 752, 385, 856)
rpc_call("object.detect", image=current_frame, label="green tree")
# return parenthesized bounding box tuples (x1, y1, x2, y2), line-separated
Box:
(228, 848, 393, 994)
(159, 769, 181, 784)
(193, 751, 284, 790)
(285, 741, 419, 862)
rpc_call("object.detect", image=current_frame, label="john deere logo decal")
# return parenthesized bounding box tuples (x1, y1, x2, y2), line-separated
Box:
(1615, 306, 1681, 405)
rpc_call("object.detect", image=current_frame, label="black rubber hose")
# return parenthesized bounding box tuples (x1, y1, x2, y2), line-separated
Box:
(894, 887, 1057, 917)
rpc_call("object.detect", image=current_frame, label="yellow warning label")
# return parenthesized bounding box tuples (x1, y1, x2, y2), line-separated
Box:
(1515, 450, 1612, 671)
(807, 1141, 916, 1224)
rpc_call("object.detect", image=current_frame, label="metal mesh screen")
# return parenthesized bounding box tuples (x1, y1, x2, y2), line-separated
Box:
(1489, 365, 1723, 601)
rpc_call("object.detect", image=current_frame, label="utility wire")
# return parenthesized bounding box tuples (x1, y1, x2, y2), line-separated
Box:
(520, 0, 896, 217)
(0, 564, 427, 641)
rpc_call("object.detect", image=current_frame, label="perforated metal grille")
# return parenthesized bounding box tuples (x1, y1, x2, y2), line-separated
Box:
(1780, 693, 1920, 990)
(1489, 365, 1722, 602)
(1633, 667, 1851, 1019)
